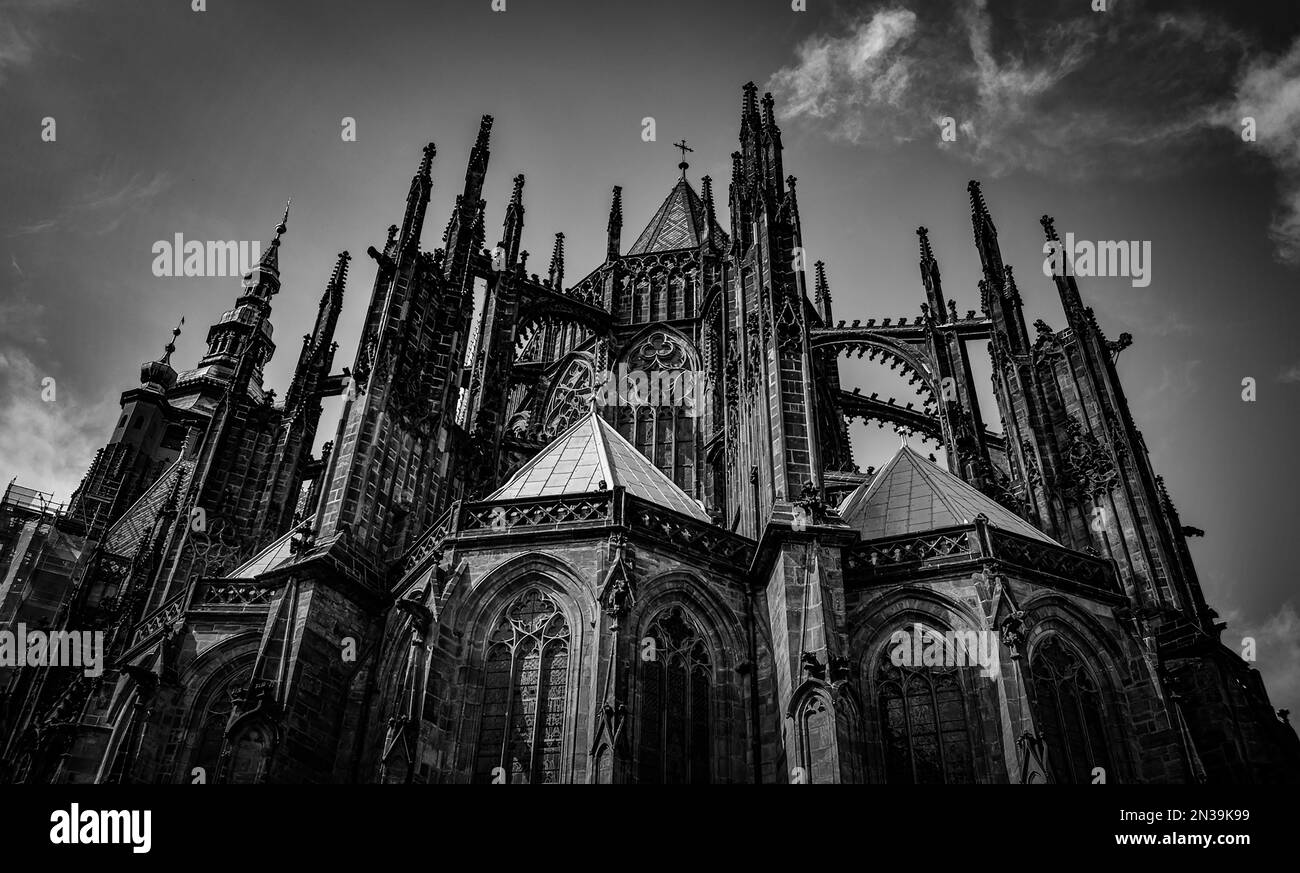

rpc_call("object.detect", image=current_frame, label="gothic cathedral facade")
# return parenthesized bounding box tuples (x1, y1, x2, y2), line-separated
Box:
(1, 83, 1296, 784)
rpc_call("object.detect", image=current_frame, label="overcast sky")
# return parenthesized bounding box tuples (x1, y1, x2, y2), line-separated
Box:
(1, 0, 1297, 719)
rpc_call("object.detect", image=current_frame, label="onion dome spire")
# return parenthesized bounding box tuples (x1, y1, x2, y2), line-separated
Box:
(141, 317, 183, 391)
(244, 200, 290, 298)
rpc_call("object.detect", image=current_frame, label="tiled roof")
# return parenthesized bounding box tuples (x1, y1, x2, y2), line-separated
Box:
(103, 459, 196, 555)
(626, 177, 728, 255)
(225, 522, 306, 579)
(488, 411, 709, 521)
(839, 445, 1058, 544)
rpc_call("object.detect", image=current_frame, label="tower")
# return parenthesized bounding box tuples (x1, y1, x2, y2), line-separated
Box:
(316, 120, 491, 563)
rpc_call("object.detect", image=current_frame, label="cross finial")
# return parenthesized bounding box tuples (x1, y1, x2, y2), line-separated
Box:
(276, 199, 291, 238)
(673, 139, 693, 176)
(161, 315, 184, 365)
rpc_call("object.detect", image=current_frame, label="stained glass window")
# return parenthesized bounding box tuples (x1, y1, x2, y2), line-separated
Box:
(617, 331, 700, 497)
(874, 630, 977, 784)
(474, 588, 572, 783)
(637, 607, 711, 784)
(543, 357, 593, 438)
(1028, 636, 1113, 783)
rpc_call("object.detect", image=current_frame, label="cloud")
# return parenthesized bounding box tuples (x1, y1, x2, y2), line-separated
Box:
(0, 0, 85, 84)
(1222, 602, 1300, 723)
(0, 345, 116, 505)
(0, 18, 35, 80)
(8, 169, 172, 237)
(766, 1, 1300, 202)
(9, 218, 57, 236)
(1222, 38, 1300, 264)
(768, 1, 1300, 261)
(0, 294, 45, 345)
(767, 9, 919, 139)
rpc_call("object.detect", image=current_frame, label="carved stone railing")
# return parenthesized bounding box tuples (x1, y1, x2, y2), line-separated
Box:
(846, 527, 977, 575)
(461, 491, 614, 534)
(390, 488, 757, 586)
(399, 507, 456, 578)
(626, 497, 754, 568)
(193, 579, 277, 610)
(129, 591, 185, 649)
(845, 521, 1120, 597)
(987, 529, 1118, 595)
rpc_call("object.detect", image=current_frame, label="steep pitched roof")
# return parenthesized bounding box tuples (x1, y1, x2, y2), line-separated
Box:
(488, 411, 709, 521)
(102, 459, 196, 555)
(626, 177, 728, 255)
(838, 445, 1058, 544)
(225, 521, 308, 579)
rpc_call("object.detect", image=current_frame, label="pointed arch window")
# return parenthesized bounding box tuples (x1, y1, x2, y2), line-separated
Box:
(637, 607, 711, 784)
(474, 588, 572, 784)
(797, 693, 837, 783)
(634, 278, 649, 323)
(874, 630, 977, 784)
(621, 330, 700, 495)
(543, 357, 593, 437)
(1028, 636, 1113, 783)
(182, 659, 253, 784)
(189, 686, 235, 782)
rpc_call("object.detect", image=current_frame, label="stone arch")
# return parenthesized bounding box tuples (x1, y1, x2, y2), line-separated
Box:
(443, 552, 592, 784)
(444, 551, 592, 634)
(1019, 595, 1137, 784)
(627, 570, 748, 784)
(698, 282, 724, 325)
(849, 585, 987, 655)
(789, 685, 829, 770)
(851, 587, 994, 784)
(370, 605, 428, 783)
(629, 570, 745, 666)
(616, 322, 701, 372)
(165, 631, 262, 783)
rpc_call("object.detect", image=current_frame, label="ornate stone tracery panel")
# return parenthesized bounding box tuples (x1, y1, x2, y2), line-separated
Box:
(473, 588, 572, 784)
(1027, 636, 1114, 783)
(872, 626, 978, 784)
(542, 355, 594, 437)
(636, 606, 712, 784)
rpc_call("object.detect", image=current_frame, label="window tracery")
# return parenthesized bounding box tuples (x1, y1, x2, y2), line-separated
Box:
(474, 588, 572, 784)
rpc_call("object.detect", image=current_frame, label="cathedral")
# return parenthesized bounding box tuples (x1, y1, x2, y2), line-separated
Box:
(1, 82, 1296, 784)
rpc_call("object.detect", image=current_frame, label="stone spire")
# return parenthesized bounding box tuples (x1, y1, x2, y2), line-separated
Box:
(606, 185, 622, 261)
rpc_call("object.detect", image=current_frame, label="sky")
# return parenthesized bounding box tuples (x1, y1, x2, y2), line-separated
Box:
(0, 0, 1297, 719)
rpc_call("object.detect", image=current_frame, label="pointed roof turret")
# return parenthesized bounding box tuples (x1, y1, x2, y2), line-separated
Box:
(740, 81, 760, 135)
(606, 185, 623, 260)
(813, 260, 833, 322)
(547, 232, 565, 288)
(488, 411, 709, 521)
(917, 226, 948, 321)
(242, 199, 290, 298)
(140, 318, 183, 392)
(627, 176, 729, 255)
(502, 173, 525, 266)
(398, 143, 436, 254)
(838, 445, 1056, 544)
